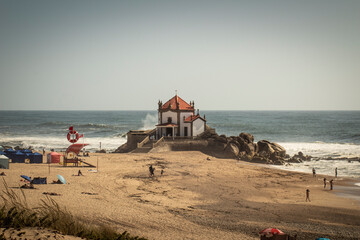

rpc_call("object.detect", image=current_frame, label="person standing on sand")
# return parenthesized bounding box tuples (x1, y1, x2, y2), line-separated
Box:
(330, 179, 333, 190)
(312, 168, 316, 177)
(306, 189, 310, 202)
(323, 178, 327, 188)
(149, 165, 155, 177)
(335, 167, 338, 178)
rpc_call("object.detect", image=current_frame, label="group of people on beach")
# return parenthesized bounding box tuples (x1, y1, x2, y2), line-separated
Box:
(323, 177, 334, 190)
(307, 167, 338, 202)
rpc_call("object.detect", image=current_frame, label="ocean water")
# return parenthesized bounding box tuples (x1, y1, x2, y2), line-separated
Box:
(0, 110, 360, 178)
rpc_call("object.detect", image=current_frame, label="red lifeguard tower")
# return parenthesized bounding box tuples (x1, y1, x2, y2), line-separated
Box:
(64, 126, 95, 167)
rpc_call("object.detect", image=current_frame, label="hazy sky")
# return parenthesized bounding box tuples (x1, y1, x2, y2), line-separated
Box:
(0, 0, 359, 110)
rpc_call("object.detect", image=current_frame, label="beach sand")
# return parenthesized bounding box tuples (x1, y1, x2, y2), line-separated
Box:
(1, 151, 360, 240)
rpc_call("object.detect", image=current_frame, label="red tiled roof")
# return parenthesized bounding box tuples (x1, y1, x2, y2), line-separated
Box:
(161, 95, 194, 111)
(184, 114, 206, 122)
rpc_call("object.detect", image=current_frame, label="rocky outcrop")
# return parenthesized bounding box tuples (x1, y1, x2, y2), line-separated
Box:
(288, 152, 311, 162)
(201, 130, 289, 165)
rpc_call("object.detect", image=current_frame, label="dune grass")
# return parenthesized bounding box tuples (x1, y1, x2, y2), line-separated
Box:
(0, 179, 147, 240)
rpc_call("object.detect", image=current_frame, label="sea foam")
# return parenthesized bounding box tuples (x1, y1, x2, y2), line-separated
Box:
(0, 134, 126, 152)
(280, 142, 360, 158)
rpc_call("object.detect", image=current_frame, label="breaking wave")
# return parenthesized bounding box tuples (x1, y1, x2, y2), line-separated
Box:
(0, 134, 127, 152)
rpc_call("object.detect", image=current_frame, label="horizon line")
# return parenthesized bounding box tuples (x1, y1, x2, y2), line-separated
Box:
(1, 109, 360, 112)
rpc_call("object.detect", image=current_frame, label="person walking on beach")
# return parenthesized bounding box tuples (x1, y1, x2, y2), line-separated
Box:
(306, 189, 310, 202)
(323, 178, 327, 188)
(312, 168, 316, 177)
(330, 179, 333, 190)
(335, 167, 338, 178)
(149, 165, 155, 177)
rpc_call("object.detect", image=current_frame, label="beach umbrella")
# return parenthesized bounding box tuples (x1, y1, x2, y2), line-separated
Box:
(57, 174, 66, 184)
(259, 228, 285, 236)
(20, 175, 31, 182)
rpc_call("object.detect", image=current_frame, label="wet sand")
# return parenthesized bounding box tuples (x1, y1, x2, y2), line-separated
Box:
(1, 151, 360, 240)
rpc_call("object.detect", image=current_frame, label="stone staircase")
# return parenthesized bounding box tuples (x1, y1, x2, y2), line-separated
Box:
(131, 146, 152, 153)
(131, 140, 155, 153)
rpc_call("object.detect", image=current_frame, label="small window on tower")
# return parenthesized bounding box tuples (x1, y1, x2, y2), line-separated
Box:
(168, 117, 172, 123)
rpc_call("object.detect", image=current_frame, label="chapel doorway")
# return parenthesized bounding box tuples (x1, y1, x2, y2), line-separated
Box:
(166, 128, 173, 136)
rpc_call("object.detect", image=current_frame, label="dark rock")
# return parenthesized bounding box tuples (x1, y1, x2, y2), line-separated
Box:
(257, 140, 275, 155)
(251, 156, 269, 164)
(233, 135, 257, 157)
(224, 143, 239, 158)
(257, 140, 286, 158)
(288, 158, 302, 163)
(238, 151, 247, 159)
(291, 152, 312, 161)
(215, 135, 228, 144)
(239, 132, 254, 143)
(273, 159, 285, 165)
(270, 143, 286, 157)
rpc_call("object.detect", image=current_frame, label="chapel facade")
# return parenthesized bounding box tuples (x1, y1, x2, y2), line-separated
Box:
(156, 94, 206, 138)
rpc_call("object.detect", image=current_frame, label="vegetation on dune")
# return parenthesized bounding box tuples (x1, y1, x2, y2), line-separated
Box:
(0, 180, 147, 240)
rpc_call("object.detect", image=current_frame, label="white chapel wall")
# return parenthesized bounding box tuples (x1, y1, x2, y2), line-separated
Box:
(180, 112, 193, 136)
(161, 111, 178, 124)
(193, 118, 205, 136)
(181, 122, 191, 136)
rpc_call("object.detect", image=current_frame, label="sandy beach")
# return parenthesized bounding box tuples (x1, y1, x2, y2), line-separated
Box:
(1, 151, 360, 240)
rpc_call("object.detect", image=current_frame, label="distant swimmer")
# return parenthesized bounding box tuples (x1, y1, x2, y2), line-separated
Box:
(323, 178, 327, 188)
(335, 167, 338, 178)
(306, 189, 310, 202)
(312, 168, 316, 178)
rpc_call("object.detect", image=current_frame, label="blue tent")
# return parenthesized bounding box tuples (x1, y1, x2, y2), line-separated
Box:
(28, 152, 43, 164)
(4, 148, 16, 153)
(12, 151, 26, 163)
(4, 149, 16, 160)
(21, 149, 32, 153)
